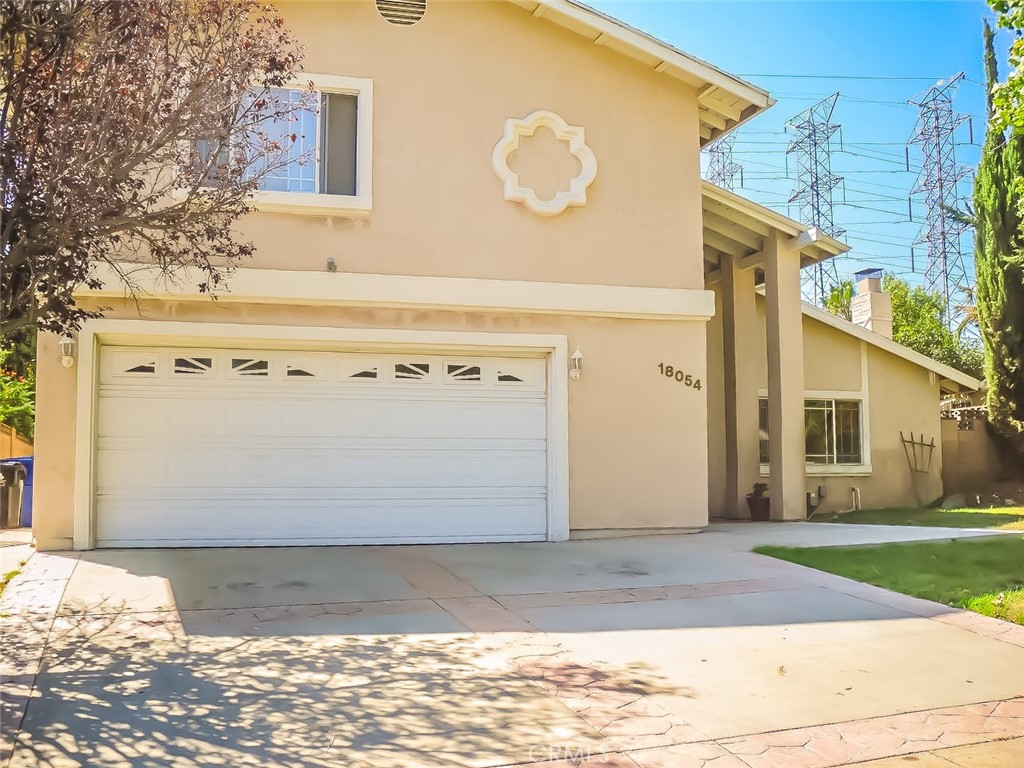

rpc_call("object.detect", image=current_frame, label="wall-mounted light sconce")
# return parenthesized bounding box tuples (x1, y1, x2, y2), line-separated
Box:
(569, 346, 584, 381)
(59, 335, 76, 369)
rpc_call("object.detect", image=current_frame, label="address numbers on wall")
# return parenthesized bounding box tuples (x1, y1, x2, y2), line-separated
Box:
(658, 363, 702, 390)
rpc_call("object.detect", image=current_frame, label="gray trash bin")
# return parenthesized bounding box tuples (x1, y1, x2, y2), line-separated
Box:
(0, 462, 26, 529)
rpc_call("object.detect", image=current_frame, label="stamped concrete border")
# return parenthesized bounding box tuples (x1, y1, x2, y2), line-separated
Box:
(3, 541, 1024, 768)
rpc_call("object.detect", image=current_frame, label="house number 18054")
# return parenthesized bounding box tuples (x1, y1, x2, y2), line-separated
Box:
(658, 363, 702, 390)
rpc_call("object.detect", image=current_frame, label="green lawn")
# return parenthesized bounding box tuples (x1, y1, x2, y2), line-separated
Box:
(755, 536, 1024, 626)
(813, 506, 1024, 531)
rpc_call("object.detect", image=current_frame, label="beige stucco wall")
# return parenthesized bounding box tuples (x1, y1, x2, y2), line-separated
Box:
(32, 333, 78, 550)
(240, 0, 704, 289)
(34, 299, 710, 550)
(853, 346, 943, 511)
(34, 0, 716, 549)
(706, 297, 945, 517)
(941, 419, 1002, 494)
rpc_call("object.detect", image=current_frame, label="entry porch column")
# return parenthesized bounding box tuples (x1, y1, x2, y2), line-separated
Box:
(763, 229, 805, 521)
(720, 253, 761, 517)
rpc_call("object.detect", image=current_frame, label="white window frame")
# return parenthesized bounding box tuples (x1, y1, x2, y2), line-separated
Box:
(252, 74, 373, 218)
(758, 390, 872, 477)
(758, 341, 872, 477)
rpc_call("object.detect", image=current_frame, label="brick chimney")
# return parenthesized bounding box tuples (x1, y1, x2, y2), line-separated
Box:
(851, 268, 893, 339)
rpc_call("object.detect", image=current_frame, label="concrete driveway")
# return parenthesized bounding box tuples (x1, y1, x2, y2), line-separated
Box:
(3, 523, 1024, 768)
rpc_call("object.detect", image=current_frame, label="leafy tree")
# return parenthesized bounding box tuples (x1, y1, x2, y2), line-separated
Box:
(0, 345, 33, 438)
(824, 275, 983, 378)
(0, 0, 306, 335)
(974, 19, 1024, 452)
(824, 279, 853, 321)
(991, 0, 1024, 129)
(0, 327, 33, 379)
(885, 275, 984, 379)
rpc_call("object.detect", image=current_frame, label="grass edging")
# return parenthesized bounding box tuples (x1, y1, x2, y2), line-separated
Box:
(755, 536, 1024, 626)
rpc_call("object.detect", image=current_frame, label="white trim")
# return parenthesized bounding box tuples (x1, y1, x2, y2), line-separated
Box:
(252, 191, 372, 218)
(252, 74, 373, 217)
(81, 264, 717, 321)
(802, 301, 981, 390)
(73, 320, 571, 550)
(859, 340, 873, 472)
(492, 110, 597, 216)
(72, 331, 99, 550)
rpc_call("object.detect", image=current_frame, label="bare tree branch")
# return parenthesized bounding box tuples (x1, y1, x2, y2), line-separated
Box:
(0, 0, 308, 335)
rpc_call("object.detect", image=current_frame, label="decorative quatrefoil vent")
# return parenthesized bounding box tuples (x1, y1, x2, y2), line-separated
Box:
(491, 110, 597, 217)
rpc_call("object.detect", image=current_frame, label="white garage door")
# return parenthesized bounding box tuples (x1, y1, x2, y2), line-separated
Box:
(95, 345, 549, 547)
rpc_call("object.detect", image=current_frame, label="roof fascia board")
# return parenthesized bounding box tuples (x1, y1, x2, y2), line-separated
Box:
(702, 181, 849, 258)
(530, 0, 771, 109)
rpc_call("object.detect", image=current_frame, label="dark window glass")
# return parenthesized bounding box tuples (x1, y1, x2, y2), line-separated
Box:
(395, 363, 429, 380)
(174, 357, 212, 375)
(835, 401, 862, 464)
(804, 402, 832, 464)
(232, 358, 270, 376)
(321, 92, 358, 196)
(758, 398, 769, 464)
(447, 364, 481, 381)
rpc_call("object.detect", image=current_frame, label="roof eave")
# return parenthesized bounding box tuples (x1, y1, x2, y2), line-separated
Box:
(512, 0, 773, 144)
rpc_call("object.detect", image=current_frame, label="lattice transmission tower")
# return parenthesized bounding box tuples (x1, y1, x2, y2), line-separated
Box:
(786, 93, 845, 306)
(908, 73, 972, 329)
(704, 133, 743, 191)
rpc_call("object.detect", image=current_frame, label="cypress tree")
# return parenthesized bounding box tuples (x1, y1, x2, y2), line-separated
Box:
(975, 20, 1024, 453)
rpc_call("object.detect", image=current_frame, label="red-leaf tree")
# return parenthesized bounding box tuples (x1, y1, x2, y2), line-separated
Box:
(0, 0, 307, 335)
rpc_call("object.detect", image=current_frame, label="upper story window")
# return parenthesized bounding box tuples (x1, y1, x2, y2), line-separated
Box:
(250, 75, 373, 217)
(256, 87, 357, 196)
(759, 397, 863, 467)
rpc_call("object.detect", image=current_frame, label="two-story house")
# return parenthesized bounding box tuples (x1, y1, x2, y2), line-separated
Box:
(30, 0, 978, 550)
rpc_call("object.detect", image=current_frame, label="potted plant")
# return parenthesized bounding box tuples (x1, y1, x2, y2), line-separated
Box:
(746, 482, 771, 522)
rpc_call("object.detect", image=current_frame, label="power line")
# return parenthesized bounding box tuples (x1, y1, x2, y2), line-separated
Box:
(738, 73, 984, 84)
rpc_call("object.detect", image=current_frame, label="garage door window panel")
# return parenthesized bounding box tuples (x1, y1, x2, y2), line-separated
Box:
(445, 362, 483, 384)
(174, 357, 213, 376)
(231, 358, 271, 377)
(395, 362, 430, 381)
(110, 352, 160, 378)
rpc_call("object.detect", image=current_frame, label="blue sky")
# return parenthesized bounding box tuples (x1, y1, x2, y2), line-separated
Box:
(588, 0, 997, 288)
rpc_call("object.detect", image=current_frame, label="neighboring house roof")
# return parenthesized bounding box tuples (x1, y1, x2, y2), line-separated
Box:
(507, 0, 774, 144)
(702, 181, 850, 278)
(801, 301, 982, 394)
